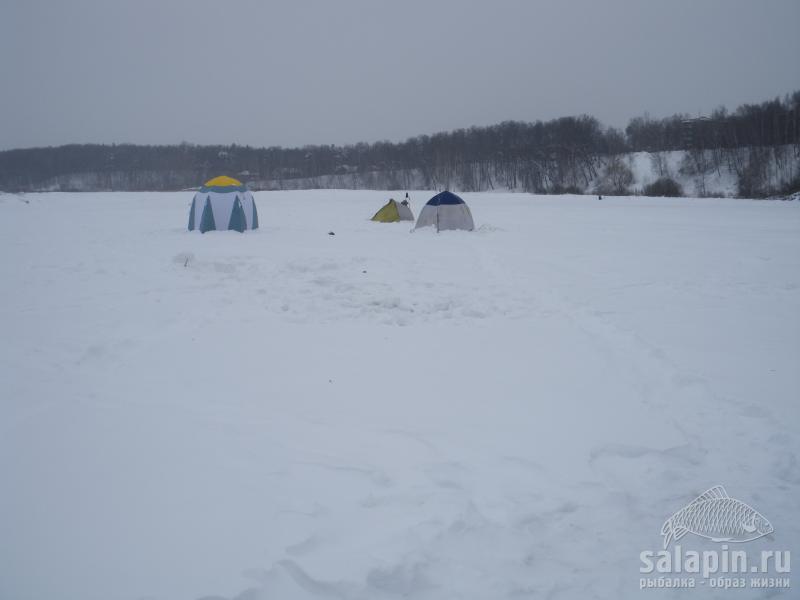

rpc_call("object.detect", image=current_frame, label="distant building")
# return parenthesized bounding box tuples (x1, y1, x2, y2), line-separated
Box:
(681, 117, 713, 149)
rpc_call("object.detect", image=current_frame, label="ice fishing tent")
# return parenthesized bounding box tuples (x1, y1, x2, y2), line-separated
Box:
(414, 191, 474, 232)
(371, 198, 414, 222)
(188, 176, 259, 233)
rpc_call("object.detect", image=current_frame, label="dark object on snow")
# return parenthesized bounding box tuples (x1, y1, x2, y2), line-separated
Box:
(643, 177, 683, 197)
(328, 231, 335, 236)
(598, 195, 602, 200)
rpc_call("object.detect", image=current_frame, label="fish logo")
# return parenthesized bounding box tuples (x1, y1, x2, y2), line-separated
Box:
(661, 485, 773, 549)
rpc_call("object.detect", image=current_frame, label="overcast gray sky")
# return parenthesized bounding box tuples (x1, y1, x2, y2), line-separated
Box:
(1, 0, 798, 151)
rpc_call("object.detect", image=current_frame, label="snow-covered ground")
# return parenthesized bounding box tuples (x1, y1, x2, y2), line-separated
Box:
(1, 190, 798, 600)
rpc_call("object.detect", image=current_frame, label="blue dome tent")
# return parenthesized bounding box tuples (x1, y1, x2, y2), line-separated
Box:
(414, 191, 474, 232)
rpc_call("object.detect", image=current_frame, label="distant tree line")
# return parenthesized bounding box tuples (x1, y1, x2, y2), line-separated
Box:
(626, 91, 800, 151)
(0, 91, 797, 195)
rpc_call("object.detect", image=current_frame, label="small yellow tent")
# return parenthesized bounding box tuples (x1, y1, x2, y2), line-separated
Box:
(371, 198, 414, 222)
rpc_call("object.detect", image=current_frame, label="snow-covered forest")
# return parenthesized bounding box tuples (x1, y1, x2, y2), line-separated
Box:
(2, 92, 798, 198)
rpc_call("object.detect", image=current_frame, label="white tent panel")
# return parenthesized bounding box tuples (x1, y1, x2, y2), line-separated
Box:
(415, 203, 474, 231)
(438, 203, 474, 231)
(240, 192, 256, 229)
(209, 192, 237, 230)
(396, 202, 414, 221)
(415, 204, 438, 229)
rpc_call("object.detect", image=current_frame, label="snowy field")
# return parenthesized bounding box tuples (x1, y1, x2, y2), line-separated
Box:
(1, 190, 798, 600)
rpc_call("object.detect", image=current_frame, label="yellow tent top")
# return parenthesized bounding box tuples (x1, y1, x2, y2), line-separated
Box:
(204, 175, 243, 187)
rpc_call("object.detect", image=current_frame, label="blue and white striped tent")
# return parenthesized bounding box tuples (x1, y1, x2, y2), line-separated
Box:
(188, 176, 259, 233)
(414, 191, 474, 232)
